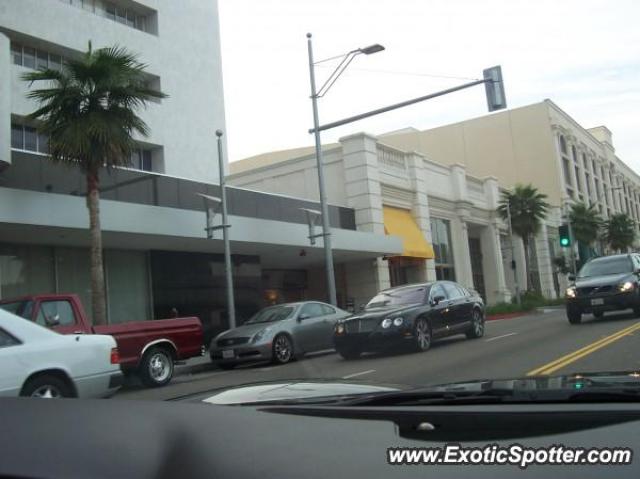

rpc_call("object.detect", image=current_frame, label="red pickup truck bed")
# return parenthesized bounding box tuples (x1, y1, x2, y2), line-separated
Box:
(0, 294, 204, 388)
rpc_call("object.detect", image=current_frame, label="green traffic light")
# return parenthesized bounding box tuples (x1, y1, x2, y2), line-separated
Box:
(560, 237, 570, 247)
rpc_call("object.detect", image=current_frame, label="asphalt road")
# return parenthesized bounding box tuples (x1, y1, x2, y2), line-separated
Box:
(115, 308, 640, 401)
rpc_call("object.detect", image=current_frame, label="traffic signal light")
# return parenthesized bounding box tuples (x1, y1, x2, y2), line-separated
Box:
(483, 65, 507, 112)
(559, 224, 571, 248)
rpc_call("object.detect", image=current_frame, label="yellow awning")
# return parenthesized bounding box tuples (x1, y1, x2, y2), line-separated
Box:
(383, 206, 435, 259)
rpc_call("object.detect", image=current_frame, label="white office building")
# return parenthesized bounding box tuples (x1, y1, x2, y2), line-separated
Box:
(0, 1, 401, 341)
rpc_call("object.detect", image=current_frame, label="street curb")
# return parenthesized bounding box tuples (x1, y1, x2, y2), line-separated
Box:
(174, 356, 218, 377)
(486, 311, 534, 321)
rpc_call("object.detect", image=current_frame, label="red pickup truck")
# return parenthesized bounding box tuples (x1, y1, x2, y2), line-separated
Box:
(0, 294, 204, 388)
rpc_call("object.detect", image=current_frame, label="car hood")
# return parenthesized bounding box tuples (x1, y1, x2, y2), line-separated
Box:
(574, 272, 633, 288)
(215, 322, 283, 340)
(429, 370, 640, 392)
(191, 371, 640, 405)
(195, 380, 405, 405)
(343, 303, 421, 321)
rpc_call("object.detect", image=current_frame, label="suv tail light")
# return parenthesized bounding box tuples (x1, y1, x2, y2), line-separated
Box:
(110, 347, 120, 364)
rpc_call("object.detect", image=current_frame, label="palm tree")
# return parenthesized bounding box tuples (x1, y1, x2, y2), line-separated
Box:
(23, 44, 166, 325)
(569, 201, 602, 265)
(497, 184, 549, 291)
(603, 213, 636, 253)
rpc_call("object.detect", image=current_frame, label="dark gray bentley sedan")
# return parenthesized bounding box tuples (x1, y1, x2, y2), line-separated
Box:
(334, 281, 485, 359)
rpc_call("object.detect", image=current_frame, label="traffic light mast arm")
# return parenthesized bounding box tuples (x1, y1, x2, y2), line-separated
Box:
(309, 78, 486, 133)
(309, 66, 506, 134)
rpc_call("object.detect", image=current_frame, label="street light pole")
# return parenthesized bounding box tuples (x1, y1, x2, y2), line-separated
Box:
(506, 202, 521, 305)
(305, 34, 385, 306)
(306, 33, 338, 306)
(216, 129, 236, 329)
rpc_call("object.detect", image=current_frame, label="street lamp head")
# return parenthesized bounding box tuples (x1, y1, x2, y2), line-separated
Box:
(306, 32, 312, 38)
(358, 44, 385, 55)
(215, 129, 224, 138)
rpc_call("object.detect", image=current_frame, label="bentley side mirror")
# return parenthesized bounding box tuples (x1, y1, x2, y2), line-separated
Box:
(431, 295, 445, 306)
(568, 274, 576, 282)
(298, 313, 310, 322)
(358, 304, 366, 312)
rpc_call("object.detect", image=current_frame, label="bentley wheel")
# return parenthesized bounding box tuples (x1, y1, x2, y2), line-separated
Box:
(414, 318, 432, 352)
(466, 309, 485, 339)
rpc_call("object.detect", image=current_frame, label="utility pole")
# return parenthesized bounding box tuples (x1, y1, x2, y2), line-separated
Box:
(216, 130, 236, 329)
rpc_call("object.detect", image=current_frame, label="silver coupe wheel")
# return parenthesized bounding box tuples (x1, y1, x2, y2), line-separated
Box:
(273, 335, 293, 364)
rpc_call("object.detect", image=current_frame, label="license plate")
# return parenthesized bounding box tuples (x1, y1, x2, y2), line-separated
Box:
(591, 298, 604, 306)
(222, 349, 235, 359)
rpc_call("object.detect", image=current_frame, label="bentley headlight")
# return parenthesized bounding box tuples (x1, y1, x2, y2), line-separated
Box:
(566, 287, 577, 299)
(335, 323, 345, 335)
(393, 317, 404, 327)
(619, 281, 635, 292)
(381, 318, 392, 329)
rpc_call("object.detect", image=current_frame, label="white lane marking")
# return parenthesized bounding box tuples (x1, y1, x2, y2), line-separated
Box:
(342, 369, 376, 379)
(259, 367, 274, 371)
(485, 332, 518, 342)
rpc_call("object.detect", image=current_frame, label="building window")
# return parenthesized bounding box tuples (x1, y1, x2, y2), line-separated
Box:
(24, 126, 38, 152)
(11, 124, 23, 149)
(10, 123, 49, 154)
(57, 0, 154, 34)
(430, 218, 455, 280)
(559, 135, 567, 154)
(11, 42, 22, 65)
(11, 42, 65, 72)
(130, 148, 154, 171)
(574, 165, 582, 192)
(23, 46, 36, 69)
(36, 50, 49, 70)
(562, 158, 572, 187)
(103, 2, 150, 32)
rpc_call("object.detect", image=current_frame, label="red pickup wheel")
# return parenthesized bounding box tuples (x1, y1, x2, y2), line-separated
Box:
(139, 347, 174, 387)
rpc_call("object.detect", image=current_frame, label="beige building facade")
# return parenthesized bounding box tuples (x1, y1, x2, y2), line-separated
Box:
(229, 100, 640, 305)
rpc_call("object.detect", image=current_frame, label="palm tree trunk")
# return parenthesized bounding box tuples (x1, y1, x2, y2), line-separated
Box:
(522, 236, 531, 292)
(86, 171, 107, 326)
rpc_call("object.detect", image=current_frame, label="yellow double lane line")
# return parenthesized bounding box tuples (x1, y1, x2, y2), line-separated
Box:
(527, 321, 640, 376)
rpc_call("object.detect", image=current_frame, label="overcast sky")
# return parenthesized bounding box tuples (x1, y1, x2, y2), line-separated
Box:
(218, 0, 640, 171)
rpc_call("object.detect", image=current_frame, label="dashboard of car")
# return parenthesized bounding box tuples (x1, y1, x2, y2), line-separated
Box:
(1, 398, 638, 478)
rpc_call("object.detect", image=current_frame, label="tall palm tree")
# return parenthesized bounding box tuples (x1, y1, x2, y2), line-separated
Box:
(569, 202, 602, 245)
(497, 184, 549, 291)
(569, 201, 602, 265)
(23, 44, 166, 325)
(603, 213, 636, 253)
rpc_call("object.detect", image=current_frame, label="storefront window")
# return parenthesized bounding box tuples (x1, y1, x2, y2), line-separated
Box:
(0, 244, 55, 299)
(106, 250, 151, 323)
(55, 247, 92, 317)
(150, 251, 262, 344)
(430, 218, 455, 280)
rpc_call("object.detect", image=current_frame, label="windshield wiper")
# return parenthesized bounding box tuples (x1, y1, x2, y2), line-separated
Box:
(329, 387, 640, 407)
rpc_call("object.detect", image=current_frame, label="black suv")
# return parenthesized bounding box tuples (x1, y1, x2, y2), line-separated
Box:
(566, 253, 640, 324)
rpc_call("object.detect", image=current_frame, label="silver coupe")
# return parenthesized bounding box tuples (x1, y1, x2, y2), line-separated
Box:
(210, 302, 351, 368)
